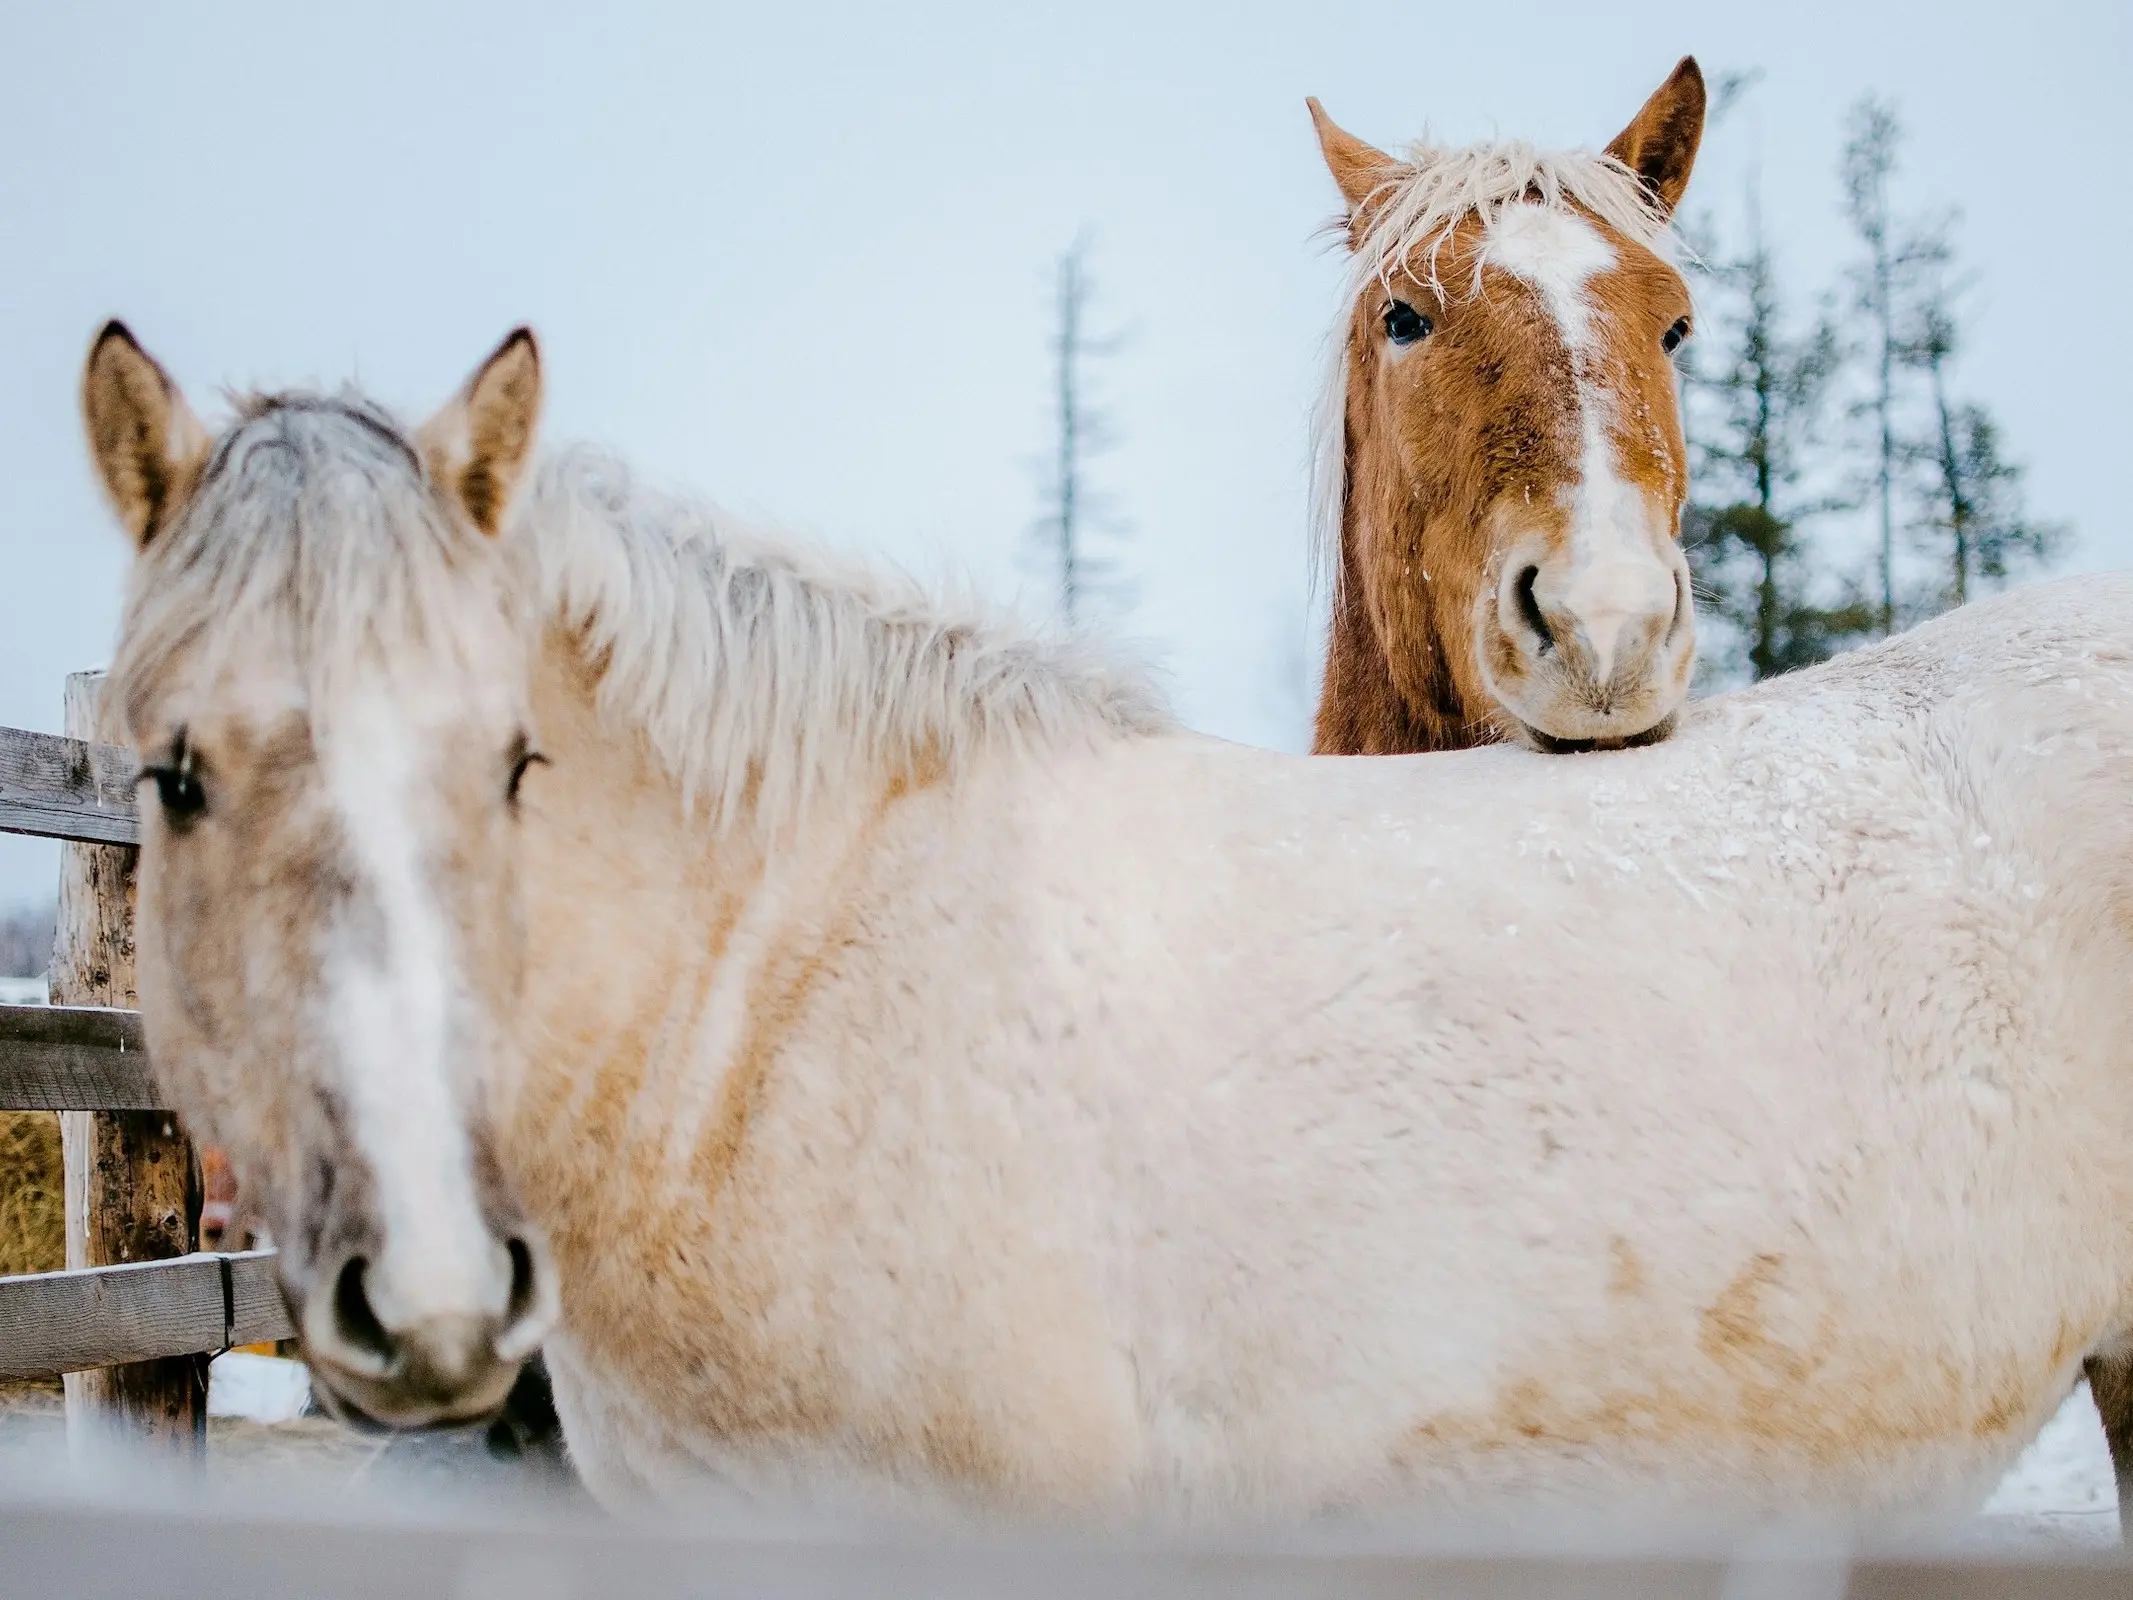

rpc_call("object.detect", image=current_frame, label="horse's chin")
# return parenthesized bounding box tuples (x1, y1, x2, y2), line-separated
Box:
(305, 1359, 521, 1436)
(1507, 709, 1680, 754)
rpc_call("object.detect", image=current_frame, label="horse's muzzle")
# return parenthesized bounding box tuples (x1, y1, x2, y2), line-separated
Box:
(1482, 541, 1694, 748)
(296, 1230, 557, 1429)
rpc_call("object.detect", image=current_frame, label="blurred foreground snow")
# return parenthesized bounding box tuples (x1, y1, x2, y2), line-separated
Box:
(9, 1365, 2100, 1547)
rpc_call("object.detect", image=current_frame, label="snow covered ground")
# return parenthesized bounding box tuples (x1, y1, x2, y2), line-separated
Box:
(1971, 1382, 2120, 1548)
(207, 1352, 311, 1424)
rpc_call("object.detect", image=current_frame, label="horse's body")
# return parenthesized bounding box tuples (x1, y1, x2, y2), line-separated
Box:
(82, 329, 2133, 1530)
(510, 518, 2133, 1523)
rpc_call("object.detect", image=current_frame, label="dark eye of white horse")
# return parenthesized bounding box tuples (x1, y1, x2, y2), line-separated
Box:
(1662, 317, 1691, 356)
(1383, 301, 1433, 347)
(140, 739, 206, 823)
(152, 767, 206, 818)
(507, 741, 547, 807)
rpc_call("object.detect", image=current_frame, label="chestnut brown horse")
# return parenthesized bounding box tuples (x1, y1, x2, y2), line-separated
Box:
(1310, 59, 1706, 754)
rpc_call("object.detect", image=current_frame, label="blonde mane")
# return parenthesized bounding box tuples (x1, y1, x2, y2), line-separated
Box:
(522, 446, 1173, 830)
(1309, 140, 1686, 593)
(112, 398, 1172, 834)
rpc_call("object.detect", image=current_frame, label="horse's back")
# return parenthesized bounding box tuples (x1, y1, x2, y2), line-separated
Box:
(616, 574, 2133, 1521)
(796, 577, 2133, 1514)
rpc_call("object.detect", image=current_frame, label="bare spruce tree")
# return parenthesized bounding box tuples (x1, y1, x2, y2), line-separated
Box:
(1031, 233, 1129, 622)
(1902, 258, 2066, 608)
(1839, 97, 1952, 633)
(1684, 183, 1872, 680)
(1842, 101, 2066, 623)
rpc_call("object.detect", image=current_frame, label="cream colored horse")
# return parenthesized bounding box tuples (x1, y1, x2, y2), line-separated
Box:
(82, 323, 2133, 1528)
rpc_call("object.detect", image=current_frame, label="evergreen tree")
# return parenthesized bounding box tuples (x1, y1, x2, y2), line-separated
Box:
(1901, 260, 2066, 609)
(1683, 187, 1873, 680)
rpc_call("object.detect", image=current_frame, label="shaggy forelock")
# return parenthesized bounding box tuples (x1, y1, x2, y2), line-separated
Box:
(110, 392, 1172, 831)
(1344, 140, 1680, 302)
(112, 393, 503, 738)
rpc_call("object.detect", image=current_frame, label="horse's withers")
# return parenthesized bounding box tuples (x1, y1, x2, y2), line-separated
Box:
(83, 323, 559, 1429)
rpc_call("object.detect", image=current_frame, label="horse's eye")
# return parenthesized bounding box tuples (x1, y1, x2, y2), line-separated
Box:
(507, 746, 547, 806)
(143, 765, 206, 821)
(1383, 301, 1433, 347)
(1662, 317, 1691, 356)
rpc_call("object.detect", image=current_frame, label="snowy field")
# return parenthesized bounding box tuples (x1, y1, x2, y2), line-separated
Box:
(1973, 1382, 2121, 1548)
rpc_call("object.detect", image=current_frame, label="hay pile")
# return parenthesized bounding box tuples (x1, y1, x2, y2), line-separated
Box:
(0, 1110, 62, 1277)
(1, 1110, 65, 1401)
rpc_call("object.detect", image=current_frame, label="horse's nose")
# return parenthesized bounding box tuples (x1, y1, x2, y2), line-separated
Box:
(1490, 541, 1693, 745)
(302, 1231, 555, 1426)
(1532, 555, 1679, 688)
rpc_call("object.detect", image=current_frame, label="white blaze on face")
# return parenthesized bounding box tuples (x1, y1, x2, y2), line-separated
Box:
(1483, 203, 1675, 684)
(318, 687, 503, 1328)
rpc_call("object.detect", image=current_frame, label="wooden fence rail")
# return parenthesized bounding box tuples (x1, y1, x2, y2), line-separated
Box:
(0, 1250, 291, 1380)
(0, 724, 138, 846)
(0, 1003, 159, 1111)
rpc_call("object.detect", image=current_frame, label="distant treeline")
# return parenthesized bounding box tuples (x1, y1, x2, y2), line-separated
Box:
(0, 903, 55, 979)
(1681, 82, 2064, 685)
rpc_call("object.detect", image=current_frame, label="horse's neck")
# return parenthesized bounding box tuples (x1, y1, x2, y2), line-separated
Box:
(504, 636, 755, 1237)
(500, 629, 894, 1263)
(1313, 500, 1482, 755)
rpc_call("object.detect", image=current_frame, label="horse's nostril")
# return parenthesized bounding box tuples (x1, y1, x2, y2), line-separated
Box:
(493, 1231, 558, 1363)
(1665, 562, 1693, 645)
(504, 1236, 539, 1328)
(1514, 566, 1554, 653)
(332, 1255, 395, 1364)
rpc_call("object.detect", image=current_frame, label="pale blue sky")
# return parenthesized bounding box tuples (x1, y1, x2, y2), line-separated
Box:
(2, 0, 2126, 910)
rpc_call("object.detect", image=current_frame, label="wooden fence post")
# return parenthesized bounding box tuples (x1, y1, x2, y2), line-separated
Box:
(55, 670, 205, 1459)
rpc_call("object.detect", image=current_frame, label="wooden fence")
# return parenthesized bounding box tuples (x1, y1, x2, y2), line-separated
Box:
(0, 675, 292, 1457)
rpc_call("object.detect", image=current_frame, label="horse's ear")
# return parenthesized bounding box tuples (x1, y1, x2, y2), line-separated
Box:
(80, 321, 210, 551)
(1308, 98, 1398, 228)
(1604, 57, 1706, 218)
(419, 327, 543, 537)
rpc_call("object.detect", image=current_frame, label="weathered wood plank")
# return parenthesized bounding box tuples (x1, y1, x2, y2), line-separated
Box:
(0, 1250, 292, 1379)
(0, 1004, 161, 1111)
(223, 1247, 292, 1351)
(55, 670, 206, 1452)
(0, 724, 138, 846)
